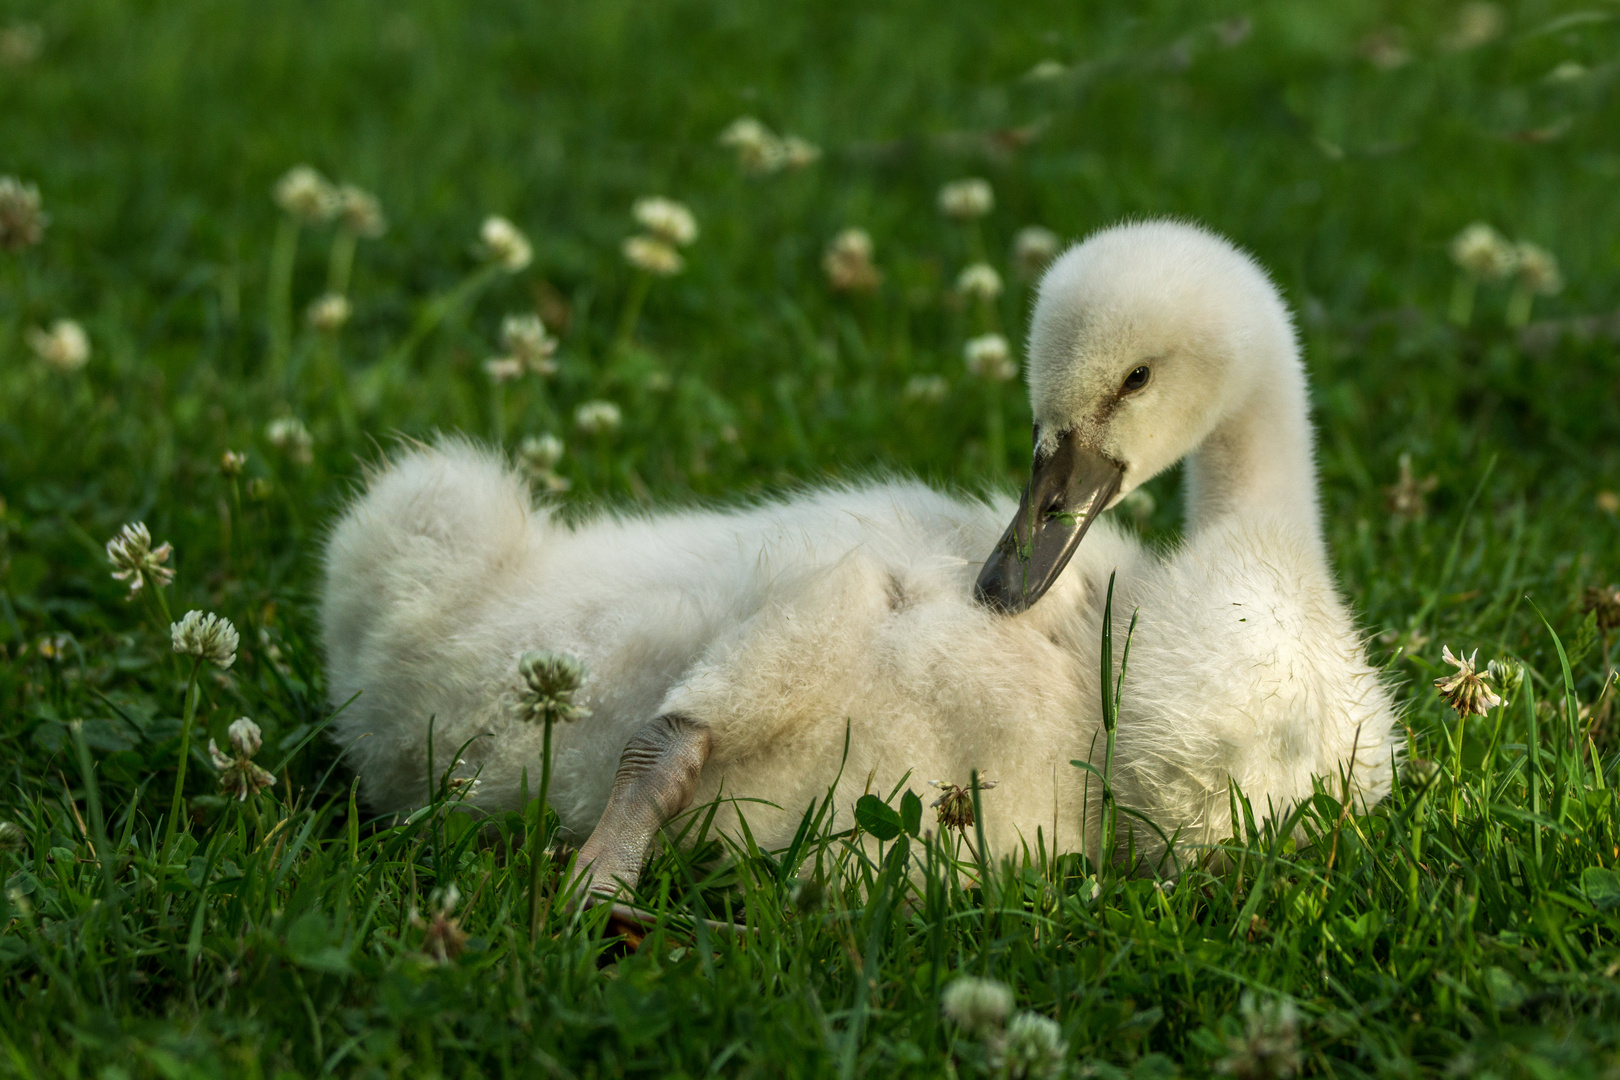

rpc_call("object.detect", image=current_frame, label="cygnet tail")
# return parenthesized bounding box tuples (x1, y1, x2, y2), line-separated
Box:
(321, 440, 538, 722)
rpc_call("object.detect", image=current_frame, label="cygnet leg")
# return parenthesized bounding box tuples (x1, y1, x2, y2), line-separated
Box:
(568, 714, 711, 901)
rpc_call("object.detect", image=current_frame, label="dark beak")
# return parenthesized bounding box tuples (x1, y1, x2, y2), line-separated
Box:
(974, 429, 1125, 615)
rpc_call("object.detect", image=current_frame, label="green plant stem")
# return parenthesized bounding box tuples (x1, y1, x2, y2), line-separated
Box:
(1448, 274, 1477, 327)
(327, 230, 358, 296)
(161, 656, 204, 867)
(529, 709, 554, 943)
(612, 271, 651, 355)
(267, 216, 302, 377)
(1505, 285, 1533, 329)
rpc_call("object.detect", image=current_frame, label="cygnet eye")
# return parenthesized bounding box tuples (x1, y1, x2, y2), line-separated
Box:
(1121, 365, 1151, 393)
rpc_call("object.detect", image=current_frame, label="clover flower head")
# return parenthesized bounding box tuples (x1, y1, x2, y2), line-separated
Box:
(780, 135, 822, 169)
(1384, 452, 1437, 522)
(1024, 59, 1067, 82)
(632, 197, 698, 247)
(940, 976, 1013, 1034)
(306, 292, 352, 332)
(1449, 222, 1517, 280)
(411, 883, 469, 964)
(1441, 2, 1504, 52)
(992, 1012, 1069, 1080)
(1582, 585, 1620, 632)
(903, 374, 949, 404)
(1434, 645, 1502, 717)
(266, 417, 314, 465)
(208, 717, 274, 801)
(518, 433, 565, 474)
(480, 215, 532, 272)
(107, 522, 176, 597)
(1013, 226, 1061, 280)
(622, 234, 683, 276)
(938, 177, 994, 219)
(956, 262, 1003, 301)
(336, 184, 387, 238)
(171, 610, 239, 668)
(1215, 993, 1302, 1079)
(929, 777, 997, 831)
(272, 165, 339, 225)
(1486, 658, 1524, 701)
(718, 116, 787, 174)
(823, 228, 880, 292)
(0, 175, 47, 252)
(483, 357, 524, 383)
(0, 820, 26, 854)
(574, 399, 622, 435)
(964, 333, 1016, 381)
(27, 319, 89, 372)
(517, 650, 591, 724)
(500, 313, 558, 374)
(220, 450, 248, 477)
(1514, 242, 1562, 296)
(228, 716, 263, 757)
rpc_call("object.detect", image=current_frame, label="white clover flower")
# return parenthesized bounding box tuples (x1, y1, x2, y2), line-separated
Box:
(957, 262, 1003, 301)
(575, 400, 622, 435)
(718, 116, 787, 174)
(26, 319, 89, 372)
(171, 610, 239, 668)
(1012, 226, 1061, 280)
(272, 165, 339, 225)
(305, 292, 352, 332)
(992, 1012, 1069, 1080)
(938, 177, 994, 219)
(0, 820, 26, 854)
(622, 235, 683, 276)
(941, 976, 1014, 1034)
(903, 374, 949, 404)
(1441, 2, 1504, 52)
(1514, 242, 1562, 296)
(1216, 994, 1302, 1079)
(480, 215, 532, 272)
(106, 522, 175, 597)
(483, 357, 524, 383)
(220, 450, 247, 477)
(780, 135, 822, 169)
(265, 417, 314, 465)
(517, 650, 591, 724)
(0, 175, 47, 252)
(1434, 646, 1502, 717)
(1487, 658, 1524, 701)
(1024, 59, 1067, 81)
(208, 717, 274, 802)
(1449, 223, 1517, 281)
(964, 334, 1017, 381)
(336, 184, 387, 238)
(823, 228, 880, 292)
(500, 313, 558, 374)
(632, 197, 698, 247)
(518, 433, 564, 474)
(411, 883, 469, 964)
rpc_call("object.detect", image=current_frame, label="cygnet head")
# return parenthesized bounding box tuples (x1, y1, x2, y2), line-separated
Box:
(976, 219, 1306, 614)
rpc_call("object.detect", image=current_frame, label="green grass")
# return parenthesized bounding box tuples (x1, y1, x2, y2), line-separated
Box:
(3, 0, 1620, 1075)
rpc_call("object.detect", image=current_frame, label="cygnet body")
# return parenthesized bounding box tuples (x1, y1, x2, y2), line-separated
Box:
(322, 220, 1399, 879)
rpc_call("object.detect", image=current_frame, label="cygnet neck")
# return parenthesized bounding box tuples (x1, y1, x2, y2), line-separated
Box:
(1181, 350, 1324, 555)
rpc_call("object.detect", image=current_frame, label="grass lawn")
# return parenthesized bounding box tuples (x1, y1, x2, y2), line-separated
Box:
(3, 0, 1620, 1075)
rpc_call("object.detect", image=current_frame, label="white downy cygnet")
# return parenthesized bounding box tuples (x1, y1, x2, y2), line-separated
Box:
(321, 219, 1398, 890)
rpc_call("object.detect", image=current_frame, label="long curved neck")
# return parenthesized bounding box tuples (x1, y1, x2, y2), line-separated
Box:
(1182, 349, 1324, 556)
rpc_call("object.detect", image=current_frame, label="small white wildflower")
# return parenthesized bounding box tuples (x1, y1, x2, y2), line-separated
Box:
(1546, 61, 1587, 84)
(335, 184, 387, 238)
(106, 522, 175, 597)
(517, 650, 591, 723)
(500, 313, 558, 375)
(1441, 2, 1504, 52)
(208, 718, 274, 802)
(1513, 242, 1562, 296)
(1024, 59, 1067, 81)
(517, 433, 565, 474)
(411, 883, 469, 964)
(779, 135, 822, 169)
(1012, 226, 1061, 280)
(26, 319, 90, 372)
(483, 357, 524, 383)
(265, 417, 314, 465)
(575, 400, 622, 435)
(480, 215, 532, 272)
(964, 334, 1016, 381)
(171, 610, 239, 668)
(1215, 994, 1302, 1079)
(938, 177, 994, 219)
(272, 165, 339, 225)
(1434, 646, 1502, 717)
(0, 175, 47, 251)
(305, 292, 351, 332)
(941, 976, 1014, 1034)
(956, 262, 1003, 301)
(992, 1012, 1069, 1080)
(823, 228, 880, 292)
(0, 24, 44, 67)
(220, 450, 247, 477)
(632, 197, 698, 247)
(0, 821, 26, 854)
(903, 374, 949, 404)
(1449, 222, 1517, 281)
(622, 234, 683, 276)
(718, 116, 787, 173)
(1487, 658, 1524, 701)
